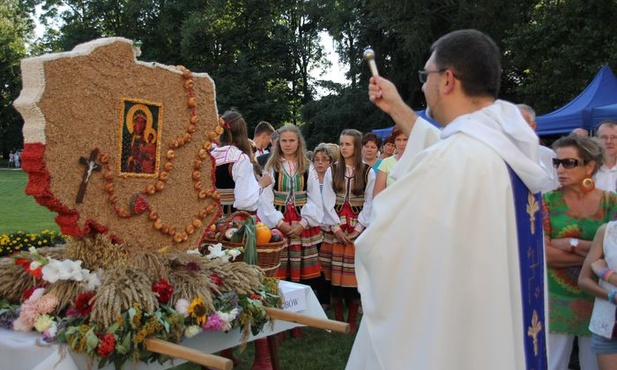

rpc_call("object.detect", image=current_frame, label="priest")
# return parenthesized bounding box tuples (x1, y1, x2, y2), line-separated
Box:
(347, 29, 552, 370)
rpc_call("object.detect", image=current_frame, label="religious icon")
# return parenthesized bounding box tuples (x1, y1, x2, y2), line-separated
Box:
(118, 99, 162, 177)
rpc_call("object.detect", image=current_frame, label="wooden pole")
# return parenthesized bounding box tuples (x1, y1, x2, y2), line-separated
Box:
(264, 307, 350, 333)
(145, 338, 233, 370)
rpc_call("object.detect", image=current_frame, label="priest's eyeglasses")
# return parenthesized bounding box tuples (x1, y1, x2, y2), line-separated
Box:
(552, 158, 586, 169)
(418, 68, 447, 83)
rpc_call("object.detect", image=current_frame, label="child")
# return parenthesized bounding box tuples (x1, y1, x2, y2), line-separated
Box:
(321, 129, 375, 333)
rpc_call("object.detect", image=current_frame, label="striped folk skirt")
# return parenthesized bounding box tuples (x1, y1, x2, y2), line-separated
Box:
(319, 202, 359, 288)
(275, 204, 322, 281)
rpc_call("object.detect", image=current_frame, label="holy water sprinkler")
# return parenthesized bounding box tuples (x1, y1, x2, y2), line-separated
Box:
(363, 48, 379, 77)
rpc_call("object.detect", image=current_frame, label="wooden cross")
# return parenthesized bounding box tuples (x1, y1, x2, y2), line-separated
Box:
(76, 149, 102, 204)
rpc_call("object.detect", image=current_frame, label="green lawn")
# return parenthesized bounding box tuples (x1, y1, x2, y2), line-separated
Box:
(0, 169, 60, 233)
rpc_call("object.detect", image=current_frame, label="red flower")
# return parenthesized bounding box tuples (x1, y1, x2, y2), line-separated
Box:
(96, 333, 116, 358)
(14, 257, 43, 279)
(250, 294, 261, 300)
(74, 292, 96, 317)
(152, 278, 174, 304)
(210, 274, 224, 287)
(15, 258, 31, 270)
(31, 266, 43, 279)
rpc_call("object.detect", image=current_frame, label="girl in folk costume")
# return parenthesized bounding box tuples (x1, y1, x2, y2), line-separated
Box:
(321, 129, 375, 333)
(258, 125, 324, 286)
(211, 110, 271, 216)
(210, 110, 273, 370)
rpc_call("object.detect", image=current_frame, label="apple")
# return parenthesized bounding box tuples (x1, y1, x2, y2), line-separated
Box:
(270, 228, 285, 242)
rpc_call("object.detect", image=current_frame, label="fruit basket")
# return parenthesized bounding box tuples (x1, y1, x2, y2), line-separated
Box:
(201, 211, 287, 277)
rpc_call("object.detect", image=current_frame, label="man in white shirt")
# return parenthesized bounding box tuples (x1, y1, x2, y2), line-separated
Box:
(253, 121, 275, 156)
(518, 103, 558, 192)
(595, 120, 617, 192)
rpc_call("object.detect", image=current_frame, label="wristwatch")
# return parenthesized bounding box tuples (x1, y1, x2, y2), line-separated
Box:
(569, 238, 579, 253)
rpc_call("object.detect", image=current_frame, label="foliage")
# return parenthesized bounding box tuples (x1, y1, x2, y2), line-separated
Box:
(0, 0, 36, 156)
(0, 230, 66, 257)
(5, 0, 617, 149)
(505, 0, 617, 114)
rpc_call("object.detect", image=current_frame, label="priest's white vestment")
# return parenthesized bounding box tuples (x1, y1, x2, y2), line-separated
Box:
(346, 101, 551, 370)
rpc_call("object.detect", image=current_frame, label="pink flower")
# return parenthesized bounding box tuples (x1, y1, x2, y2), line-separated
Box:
(202, 313, 224, 331)
(36, 294, 58, 314)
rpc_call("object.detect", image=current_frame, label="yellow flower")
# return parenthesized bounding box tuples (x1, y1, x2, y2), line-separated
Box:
(188, 296, 208, 326)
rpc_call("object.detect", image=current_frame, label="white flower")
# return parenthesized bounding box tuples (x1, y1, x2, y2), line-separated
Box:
(175, 299, 190, 316)
(30, 260, 42, 270)
(42, 258, 68, 283)
(227, 249, 241, 261)
(186, 249, 200, 255)
(34, 314, 53, 332)
(216, 308, 239, 331)
(206, 243, 227, 260)
(62, 259, 84, 281)
(82, 270, 101, 291)
(28, 246, 37, 255)
(184, 325, 202, 338)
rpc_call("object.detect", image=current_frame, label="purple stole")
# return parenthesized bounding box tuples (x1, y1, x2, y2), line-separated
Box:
(509, 166, 548, 370)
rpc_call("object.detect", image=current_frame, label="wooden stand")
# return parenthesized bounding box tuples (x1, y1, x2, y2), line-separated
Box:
(145, 310, 350, 369)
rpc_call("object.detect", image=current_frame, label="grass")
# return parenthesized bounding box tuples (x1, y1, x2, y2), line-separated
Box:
(0, 169, 60, 233)
(0, 167, 357, 369)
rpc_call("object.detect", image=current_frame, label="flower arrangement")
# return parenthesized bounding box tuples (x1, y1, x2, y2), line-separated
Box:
(0, 229, 67, 257)
(0, 235, 281, 369)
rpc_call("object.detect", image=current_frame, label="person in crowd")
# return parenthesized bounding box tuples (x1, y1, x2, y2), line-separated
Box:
(211, 110, 272, 216)
(518, 103, 558, 192)
(379, 134, 395, 159)
(313, 143, 335, 191)
(325, 143, 341, 163)
(543, 135, 617, 370)
(257, 130, 278, 170)
(321, 129, 375, 333)
(347, 29, 551, 369)
(361, 132, 382, 173)
(258, 125, 324, 338)
(8, 151, 14, 168)
(579, 221, 617, 370)
(253, 120, 275, 157)
(212, 110, 273, 369)
(312, 143, 336, 308)
(13, 150, 20, 168)
(372, 127, 408, 197)
(573, 128, 590, 137)
(595, 120, 617, 192)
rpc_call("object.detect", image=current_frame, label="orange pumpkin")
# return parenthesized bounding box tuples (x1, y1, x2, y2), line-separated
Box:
(255, 222, 272, 245)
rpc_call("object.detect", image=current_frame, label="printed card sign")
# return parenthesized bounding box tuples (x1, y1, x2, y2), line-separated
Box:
(279, 281, 307, 313)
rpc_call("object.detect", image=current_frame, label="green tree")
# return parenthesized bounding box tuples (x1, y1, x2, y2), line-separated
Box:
(0, 0, 36, 156)
(506, 0, 617, 114)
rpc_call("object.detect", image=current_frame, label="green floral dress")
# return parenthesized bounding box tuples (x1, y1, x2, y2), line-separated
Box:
(542, 189, 617, 335)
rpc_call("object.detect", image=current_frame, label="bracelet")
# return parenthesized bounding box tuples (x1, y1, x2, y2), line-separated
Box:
(608, 290, 617, 305)
(603, 269, 616, 282)
(598, 267, 611, 280)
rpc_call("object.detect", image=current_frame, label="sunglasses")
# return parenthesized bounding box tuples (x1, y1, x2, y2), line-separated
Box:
(552, 158, 586, 169)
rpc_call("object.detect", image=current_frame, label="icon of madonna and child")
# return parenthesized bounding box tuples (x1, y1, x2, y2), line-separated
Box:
(119, 100, 162, 176)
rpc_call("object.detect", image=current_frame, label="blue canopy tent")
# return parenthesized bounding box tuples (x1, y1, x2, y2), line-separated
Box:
(536, 65, 617, 135)
(371, 110, 439, 139)
(592, 103, 617, 125)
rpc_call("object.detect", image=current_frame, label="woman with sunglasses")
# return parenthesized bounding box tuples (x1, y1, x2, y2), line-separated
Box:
(543, 135, 617, 370)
